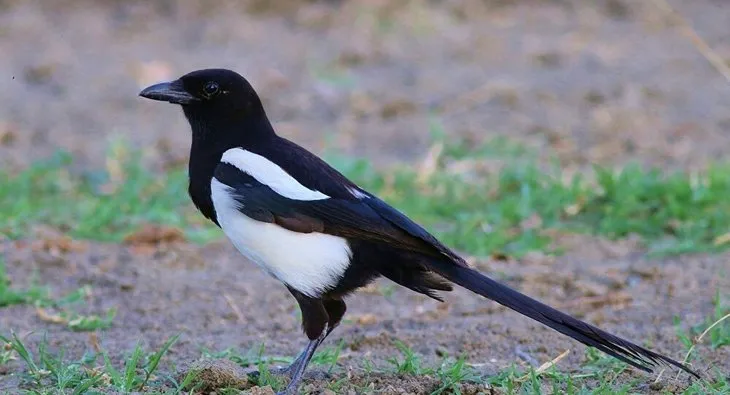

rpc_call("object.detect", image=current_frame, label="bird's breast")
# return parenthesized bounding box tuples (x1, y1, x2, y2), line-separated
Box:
(210, 178, 352, 297)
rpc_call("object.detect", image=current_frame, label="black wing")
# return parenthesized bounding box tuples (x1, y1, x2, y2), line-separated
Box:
(214, 162, 465, 265)
(358, 193, 465, 264)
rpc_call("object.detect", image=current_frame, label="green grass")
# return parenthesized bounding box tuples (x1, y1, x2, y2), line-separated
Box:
(200, 343, 289, 391)
(3, 135, 730, 257)
(0, 332, 180, 394)
(431, 356, 483, 395)
(35, 285, 117, 332)
(3, 331, 728, 394)
(378, 339, 729, 394)
(309, 339, 346, 373)
(0, 142, 216, 244)
(693, 291, 730, 349)
(676, 290, 730, 362)
(388, 339, 425, 375)
(327, 144, 730, 257)
(0, 260, 116, 332)
(0, 261, 46, 308)
(200, 343, 292, 368)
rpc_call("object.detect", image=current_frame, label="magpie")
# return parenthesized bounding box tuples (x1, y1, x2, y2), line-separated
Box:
(139, 68, 698, 394)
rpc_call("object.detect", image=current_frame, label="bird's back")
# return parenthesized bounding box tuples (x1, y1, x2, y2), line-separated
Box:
(248, 136, 362, 201)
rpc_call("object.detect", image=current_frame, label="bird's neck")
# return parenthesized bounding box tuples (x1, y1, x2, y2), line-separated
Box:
(186, 112, 276, 225)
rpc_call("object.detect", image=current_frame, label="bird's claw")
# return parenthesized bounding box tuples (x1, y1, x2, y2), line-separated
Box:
(245, 365, 292, 379)
(302, 370, 331, 381)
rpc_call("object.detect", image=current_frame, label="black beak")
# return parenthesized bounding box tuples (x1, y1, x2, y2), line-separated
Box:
(139, 80, 198, 105)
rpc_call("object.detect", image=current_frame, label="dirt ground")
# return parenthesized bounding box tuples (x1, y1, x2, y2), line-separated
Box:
(1, 0, 729, 393)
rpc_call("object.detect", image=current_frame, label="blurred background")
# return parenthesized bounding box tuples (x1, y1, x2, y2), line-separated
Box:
(1, 0, 728, 172)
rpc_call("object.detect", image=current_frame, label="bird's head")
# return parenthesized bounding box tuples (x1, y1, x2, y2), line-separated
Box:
(139, 68, 271, 142)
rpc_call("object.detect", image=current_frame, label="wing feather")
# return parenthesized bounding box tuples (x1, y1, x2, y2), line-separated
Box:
(213, 162, 463, 263)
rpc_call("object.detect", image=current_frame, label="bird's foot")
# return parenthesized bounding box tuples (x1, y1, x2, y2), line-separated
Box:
(249, 364, 329, 395)
(245, 364, 294, 380)
(248, 367, 330, 380)
(301, 370, 331, 381)
(246, 366, 296, 395)
(274, 365, 332, 394)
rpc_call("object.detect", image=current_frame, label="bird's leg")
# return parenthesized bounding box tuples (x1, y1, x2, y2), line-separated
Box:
(244, 349, 316, 383)
(277, 288, 330, 395)
(248, 350, 308, 378)
(272, 345, 309, 377)
(322, 298, 347, 337)
(276, 298, 347, 383)
(277, 352, 305, 375)
(246, 360, 298, 378)
(278, 327, 328, 394)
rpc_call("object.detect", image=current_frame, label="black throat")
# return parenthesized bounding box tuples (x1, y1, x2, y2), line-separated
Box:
(183, 105, 275, 226)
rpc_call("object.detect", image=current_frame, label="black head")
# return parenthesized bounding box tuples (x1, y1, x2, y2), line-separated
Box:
(139, 68, 260, 108)
(139, 68, 273, 143)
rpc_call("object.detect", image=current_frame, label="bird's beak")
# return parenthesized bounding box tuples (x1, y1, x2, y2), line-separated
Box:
(139, 80, 198, 105)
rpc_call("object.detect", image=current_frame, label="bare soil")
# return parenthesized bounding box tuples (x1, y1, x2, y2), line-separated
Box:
(2, 234, 727, 393)
(1, 1, 729, 393)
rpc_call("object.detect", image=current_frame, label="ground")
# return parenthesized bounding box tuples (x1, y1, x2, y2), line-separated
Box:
(1, 1, 729, 394)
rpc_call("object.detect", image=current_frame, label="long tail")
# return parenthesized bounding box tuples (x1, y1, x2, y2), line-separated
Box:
(426, 259, 699, 378)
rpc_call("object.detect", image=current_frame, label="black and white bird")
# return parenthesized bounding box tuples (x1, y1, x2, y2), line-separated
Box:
(139, 69, 698, 394)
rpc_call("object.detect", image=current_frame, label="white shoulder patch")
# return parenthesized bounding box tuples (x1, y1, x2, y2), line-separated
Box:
(220, 148, 330, 201)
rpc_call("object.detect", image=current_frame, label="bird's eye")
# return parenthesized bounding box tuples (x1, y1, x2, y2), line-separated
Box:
(203, 81, 219, 96)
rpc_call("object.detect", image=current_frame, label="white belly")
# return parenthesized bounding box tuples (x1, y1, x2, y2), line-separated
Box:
(211, 178, 351, 297)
